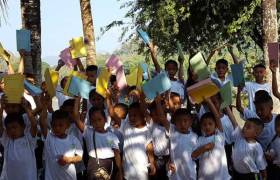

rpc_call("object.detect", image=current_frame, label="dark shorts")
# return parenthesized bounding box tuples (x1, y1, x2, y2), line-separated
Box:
(87, 157, 114, 180)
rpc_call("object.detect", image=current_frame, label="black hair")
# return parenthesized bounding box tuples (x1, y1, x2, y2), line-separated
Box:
(89, 89, 105, 101)
(4, 113, 25, 127)
(110, 75, 116, 85)
(86, 65, 98, 72)
(247, 118, 264, 130)
(253, 63, 266, 70)
(129, 102, 141, 110)
(216, 59, 228, 67)
(171, 108, 192, 124)
(88, 107, 106, 121)
(200, 112, 216, 124)
(61, 99, 75, 108)
(164, 60, 178, 70)
(51, 110, 70, 125)
(254, 90, 273, 105)
(170, 92, 180, 98)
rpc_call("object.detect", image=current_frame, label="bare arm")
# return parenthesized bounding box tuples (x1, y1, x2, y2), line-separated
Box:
(204, 97, 223, 132)
(146, 142, 156, 175)
(113, 149, 123, 180)
(236, 86, 244, 114)
(225, 106, 238, 128)
(18, 55, 24, 74)
(270, 63, 280, 100)
(39, 103, 48, 138)
(22, 98, 37, 137)
(191, 142, 214, 159)
(73, 97, 85, 132)
(148, 43, 161, 73)
(55, 59, 65, 72)
(227, 46, 239, 64)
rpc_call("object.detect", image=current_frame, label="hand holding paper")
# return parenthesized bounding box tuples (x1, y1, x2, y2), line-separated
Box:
(4, 74, 24, 104)
(16, 29, 31, 52)
(69, 37, 87, 59)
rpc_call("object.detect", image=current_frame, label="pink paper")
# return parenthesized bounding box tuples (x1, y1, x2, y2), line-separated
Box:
(105, 55, 123, 74)
(268, 42, 279, 67)
(116, 67, 127, 90)
(59, 48, 77, 68)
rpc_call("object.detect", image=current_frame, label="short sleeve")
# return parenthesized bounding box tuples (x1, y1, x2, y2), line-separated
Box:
(73, 136, 83, 157)
(231, 127, 242, 143)
(255, 145, 267, 171)
(26, 132, 37, 149)
(109, 133, 120, 150)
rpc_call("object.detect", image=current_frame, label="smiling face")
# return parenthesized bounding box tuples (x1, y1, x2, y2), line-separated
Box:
(242, 121, 258, 139)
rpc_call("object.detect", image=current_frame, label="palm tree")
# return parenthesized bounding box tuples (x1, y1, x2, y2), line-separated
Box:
(0, 0, 7, 25)
(79, 0, 96, 66)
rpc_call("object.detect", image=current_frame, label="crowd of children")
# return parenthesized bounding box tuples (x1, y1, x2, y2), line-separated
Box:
(0, 42, 280, 180)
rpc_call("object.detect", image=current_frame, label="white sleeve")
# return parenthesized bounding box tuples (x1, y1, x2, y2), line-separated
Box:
(255, 145, 267, 171)
(0, 131, 9, 147)
(26, 132, 37, 149)
(73, 136, 83, 157)
(242, 108, 258, 120)
(231, 127, 242, 143)
(110, 133, 120, 150)
(119, 117, 128, 134)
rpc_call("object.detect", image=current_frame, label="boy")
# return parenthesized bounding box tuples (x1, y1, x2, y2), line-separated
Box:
(211, 59, 232, 87)
(86, 65, 98, 87)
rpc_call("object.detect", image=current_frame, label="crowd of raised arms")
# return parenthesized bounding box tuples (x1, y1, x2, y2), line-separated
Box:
(0, 42, 280, 180)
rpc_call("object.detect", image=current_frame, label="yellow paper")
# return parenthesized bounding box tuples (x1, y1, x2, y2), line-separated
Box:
(4, 74, 24, 103)
(96, 68, 111, 98)
(126, 65, 143, 88)
(69, 37, 87, 59)
(0, 42, 10, 62)
(44, 68, 59, 98)
(70, 70, 87, 80)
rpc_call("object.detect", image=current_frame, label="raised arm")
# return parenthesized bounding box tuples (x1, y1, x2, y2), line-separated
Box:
(76, 58, 85, 72)
(270, 62, 280, 100)
(73, 96, 85, 132)
(204, 97, 223, 132)
(236, 86, 244, 114)
(178, 56, 184, 83)
(228, 45, 239, 64)
(0, 95, 6, 136)
(148, 42, 161, 73)
(225, 106, 238, 128)
(155, 95, 169, 131)
(39, 94, 49, 138)
(55, 59, 65, 72)
(22, 98, 37, 137)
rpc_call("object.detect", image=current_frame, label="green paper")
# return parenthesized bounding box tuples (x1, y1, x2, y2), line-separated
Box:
(220, 81, 232, 110)
(176, 42, 184, 60)
(190, 52, 210, 81)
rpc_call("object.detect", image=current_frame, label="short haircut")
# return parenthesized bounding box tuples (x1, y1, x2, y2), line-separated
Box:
(164, 60, 178, 69)
(254, 90, 273, 105)
(200, 112, 216, 124)
(170, 92, 180, 98)
(89, 107, 106, 120)
(216, 59, 228, 67)
(253, 63, 266, 70)
(86, 65, 98, 72)
(61, 99, 75, 108)
(51, 110, 70, 125)
(171, 108, 192, 124)
(114, 103, 128, 114)
(247, 117, 264, 131)
(89, 89, 104, 101)
(129, 102, 141, 110)
(4, 113, 25, 127)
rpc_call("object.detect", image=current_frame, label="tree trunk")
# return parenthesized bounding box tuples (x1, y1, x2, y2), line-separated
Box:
(20, 0, 41, 85)
(80, 0, 97, 66)
(262, 0, 279, 112)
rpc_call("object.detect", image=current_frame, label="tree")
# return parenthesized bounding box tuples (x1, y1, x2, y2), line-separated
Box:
(20, 0, 41, 84)
(0, 0, 7, 24)
(79, 0, 97, 66)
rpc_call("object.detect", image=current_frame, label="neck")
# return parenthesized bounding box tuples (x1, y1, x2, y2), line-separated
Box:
(95, 128, 106, 133)
(245, 137, 256, 143)
(56, 134, 67, 139)
(218, 76, 225, 81)
(263, 114, 273, 123)
(256, 79, 265, 84)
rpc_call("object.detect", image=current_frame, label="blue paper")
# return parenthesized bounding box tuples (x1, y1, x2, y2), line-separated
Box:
(16, 29, 31, 52)
(24, 80, 42, 96)
(230, 64, 245, 87)
(142, 72, 171, 100)
(141, 63, 149, 80)
(68, 76, 91, 99)
(137, 29, 150, 45)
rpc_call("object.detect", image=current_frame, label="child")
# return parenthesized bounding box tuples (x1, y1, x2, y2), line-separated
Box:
(86, 65, 98, 87)
(242, 64, 271, 112)
(210, 59, 232, 87)
(0, 99, 37, 180)
(40, 109, 83, 180)
(227, 107, 267, 180)
(73, 98, 122, 180)
(120, 102, 156, 180)
(166, 108, 198, 180)
(237, 89, 276, 150)
(192, 98, 231, 180)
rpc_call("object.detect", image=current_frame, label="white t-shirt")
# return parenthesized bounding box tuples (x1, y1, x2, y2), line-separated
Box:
(268, 136, 280, 167)
(242, 108, 276, 150)
(148, 120, 169, 156)
(232, 127, 267, 174)
(243, 82, 271, 112)
(56, 86, 71, 108)
(0, 132, 37, 180)
(44, 132, 83, 180)
(197, 131, 231, 180)
(120, 118, 152, 180)
(169, 125, 197, 180)
(170, 80, 185, 100)
(107, 126, 124, 152)
(211, 73, 232, 88)
(83, 126, 119, 159)
(221, 114, 234, 144)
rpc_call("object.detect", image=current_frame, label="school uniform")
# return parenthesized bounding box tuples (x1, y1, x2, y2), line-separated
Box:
(210, 73, 232, 88)
(267, 136, 280, 180)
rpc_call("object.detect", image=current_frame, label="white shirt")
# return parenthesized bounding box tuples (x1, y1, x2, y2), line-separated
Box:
(56, 86, 71, 108)
(243, 82, 271, 112)
(83, 126, 119, 159)
(107, 126, 124, 152)
(268, 136, 280, 167)
(242, 108, 276, 150)
(232, 127, 267, 174)
(211, 73, 232, 88)
(170, 80, 185, 100)
(0, 132, 37, 180)
(169, 125, 197, 180)
(148, 120, 169, 156)
(120, 118, 152, 180)
(221, 114, 234, 144)
(44, 132, 83, 180)
(197, 131, 231, 180)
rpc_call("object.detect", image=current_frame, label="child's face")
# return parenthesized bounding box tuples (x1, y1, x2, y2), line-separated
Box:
(253, 67, 266, 82)
(165, 63, 178, 78)
(114, 106, 127, 120)
(51, 119, 70, 138)
(174, 115, 192, 134)
(215, 63, 228, 78)
(89, 93, 104, 109)
(171, 95, 181, 110)
(201, 118, 216, 136)
(91, 111, 106, 132)
(86, 70, 97, 86)
(242, 121, 258, 139)
(6, 122, 24, 139)
(255, 103, 272, 122)
(128, 108, 145, 128)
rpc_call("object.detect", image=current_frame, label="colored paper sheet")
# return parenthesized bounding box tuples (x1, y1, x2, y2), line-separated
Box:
(187, 78, 219, 104)
(268, 42, 279, 67)
(219, 81, 232, 110)
(141, 63, 149, 80)
(105, 55, 123, 74)
(126, 65, 143, 88)
(230, 64, 245, 87)
(116, 67, 127, 90)
(59, 48, 77, 68)
(16, 29, 31, 52)
(24, 80, 42, 96)
(190, 52, 210, 81)
(137, 29, 150, 45)
(4, 74, 24, 103)
(142, 72, 171, 100)
(96, 68, 111, 98)
(70, 70, 87, 80)
(0, 42, 10, 62)
(69, 37, 87, 59)
(67, 76, 91, 99)
(44, 68, 59, 98)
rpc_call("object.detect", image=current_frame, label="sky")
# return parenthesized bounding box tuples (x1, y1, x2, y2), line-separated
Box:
(0, 0, 128, 65)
